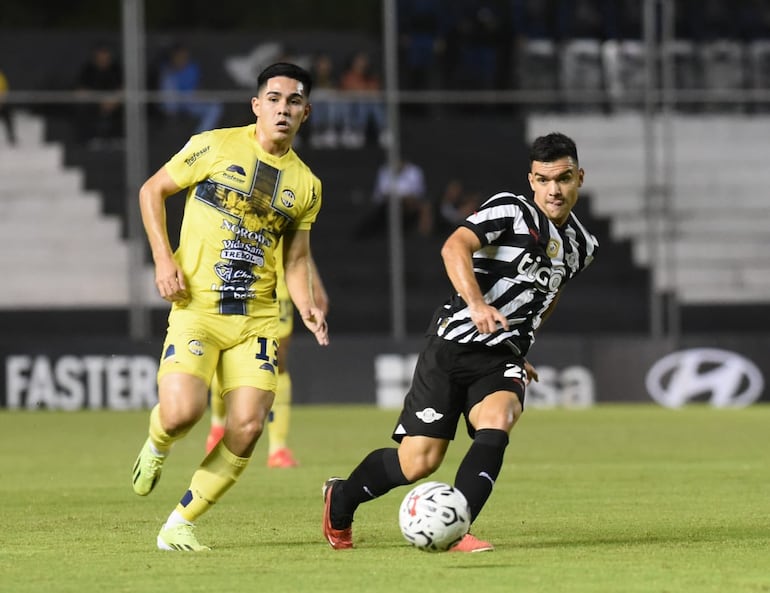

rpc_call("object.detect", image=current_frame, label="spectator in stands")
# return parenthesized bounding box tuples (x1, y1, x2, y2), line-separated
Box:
(339, 51, 388, 148)
(0, 68, 17, 146)
(437, 178, 482, 234)
(75, 42, 123, 147)
(443, 0, 513, 91)
(159, 42, 223, 134)
(397, 0, 451, 92)
(308, 53, 343, 149)
(353, 157, 432, 239)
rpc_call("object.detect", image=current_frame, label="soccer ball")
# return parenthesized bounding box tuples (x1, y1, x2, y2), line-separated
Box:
(398, 481, 470, 552)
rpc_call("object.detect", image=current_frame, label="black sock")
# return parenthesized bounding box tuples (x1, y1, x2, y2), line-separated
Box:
(453, 428, 509, 523)
(333, 448, 410, 528)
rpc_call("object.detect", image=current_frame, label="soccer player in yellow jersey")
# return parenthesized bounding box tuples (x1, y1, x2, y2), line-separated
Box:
(205, 243, 329, 468)
(131, 63, 328, 551)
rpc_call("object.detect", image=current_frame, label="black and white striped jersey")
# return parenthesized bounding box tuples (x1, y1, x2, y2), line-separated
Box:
(429, 192, 598, 356)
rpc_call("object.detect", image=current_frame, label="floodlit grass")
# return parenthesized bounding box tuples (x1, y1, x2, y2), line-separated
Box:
(1, 404, 768, 593)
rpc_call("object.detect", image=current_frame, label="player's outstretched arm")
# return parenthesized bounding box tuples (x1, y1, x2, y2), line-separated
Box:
(283, 229, 329, 346)
(440, 227, 508, 335)
(138, 166, 188, 302)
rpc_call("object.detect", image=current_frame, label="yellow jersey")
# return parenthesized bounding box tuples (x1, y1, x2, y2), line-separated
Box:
(164, 124, 321, 331)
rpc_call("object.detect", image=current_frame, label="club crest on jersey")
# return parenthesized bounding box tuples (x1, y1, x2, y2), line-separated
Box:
(280, 189, 296, 209)
(546, 239, 560, 258)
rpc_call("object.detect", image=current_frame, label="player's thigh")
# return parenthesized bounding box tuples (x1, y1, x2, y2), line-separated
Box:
(467, 390, 523, 432)
(158, 372, 210, 426)
(156, 310, 221, 423)
(466, 359, 527, 431)
(218, 333, 279, 395)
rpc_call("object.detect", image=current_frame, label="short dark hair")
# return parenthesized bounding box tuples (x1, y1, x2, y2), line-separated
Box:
(257, 62, 313, 97)
(529, 132, 579, 164)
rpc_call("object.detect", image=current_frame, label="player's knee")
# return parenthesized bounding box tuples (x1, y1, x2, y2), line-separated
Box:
(472, 392, 523, 431)
(399, 450, 445, 481)
(231, 416, 266, 442)
(161, 406, 205, 436)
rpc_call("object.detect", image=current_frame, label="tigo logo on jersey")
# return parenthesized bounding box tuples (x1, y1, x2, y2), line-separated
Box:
(517, 253, 565, 292)
(416, 407, 444, 423)
(645, 348, 764, 408)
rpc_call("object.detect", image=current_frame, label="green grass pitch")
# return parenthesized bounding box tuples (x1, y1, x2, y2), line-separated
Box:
(1, 404, 768, 593)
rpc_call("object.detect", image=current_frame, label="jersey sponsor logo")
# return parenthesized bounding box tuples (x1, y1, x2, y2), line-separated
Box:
(645, 348, 764, 408)
(517, 252, 565, 292)
(416, 407, 444, 423)
(226, 164, 246, 176)
(220, 220, 271, 245)
(209, 284, 256, 300)
(220, 239, 265, 267)
(187, 340, 204, 356)
(214, 262, 257, 284)
(183, 145, 210, 166)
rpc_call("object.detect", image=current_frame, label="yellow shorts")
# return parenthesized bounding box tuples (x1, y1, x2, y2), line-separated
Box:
(157, 308, 279, 393)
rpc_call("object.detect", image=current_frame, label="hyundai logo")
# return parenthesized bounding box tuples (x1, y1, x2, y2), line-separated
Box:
(645, 348, 764, 408)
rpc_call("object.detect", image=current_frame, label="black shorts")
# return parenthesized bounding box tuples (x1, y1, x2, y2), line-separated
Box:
(391, 335, 527, 442)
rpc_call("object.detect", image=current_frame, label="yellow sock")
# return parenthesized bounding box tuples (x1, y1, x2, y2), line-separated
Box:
(175, 441, 250, 523)
(268, 372, 292, 454)
(148, 403, 187, 454)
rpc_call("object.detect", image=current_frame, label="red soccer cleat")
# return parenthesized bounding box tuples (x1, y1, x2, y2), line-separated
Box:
(205, 424, 225, 454)
(267, 447, 299, 468)
(322, 478, 353, 549)
(449, 533, 495, 553)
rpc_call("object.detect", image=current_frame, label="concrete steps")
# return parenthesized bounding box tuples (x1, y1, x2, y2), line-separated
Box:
(0, 110, 161, 309)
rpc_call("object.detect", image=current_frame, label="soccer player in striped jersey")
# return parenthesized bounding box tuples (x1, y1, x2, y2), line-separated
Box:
(323, 132, 598, 552)
(130, 63, 328, 552)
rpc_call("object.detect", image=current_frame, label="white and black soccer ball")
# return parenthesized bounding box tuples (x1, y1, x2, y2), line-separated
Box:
(398, 481, 470, 552)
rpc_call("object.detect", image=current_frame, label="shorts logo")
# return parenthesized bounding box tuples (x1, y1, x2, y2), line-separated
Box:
(187, 340, 204, 356)
(415, 407, 443, 423)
